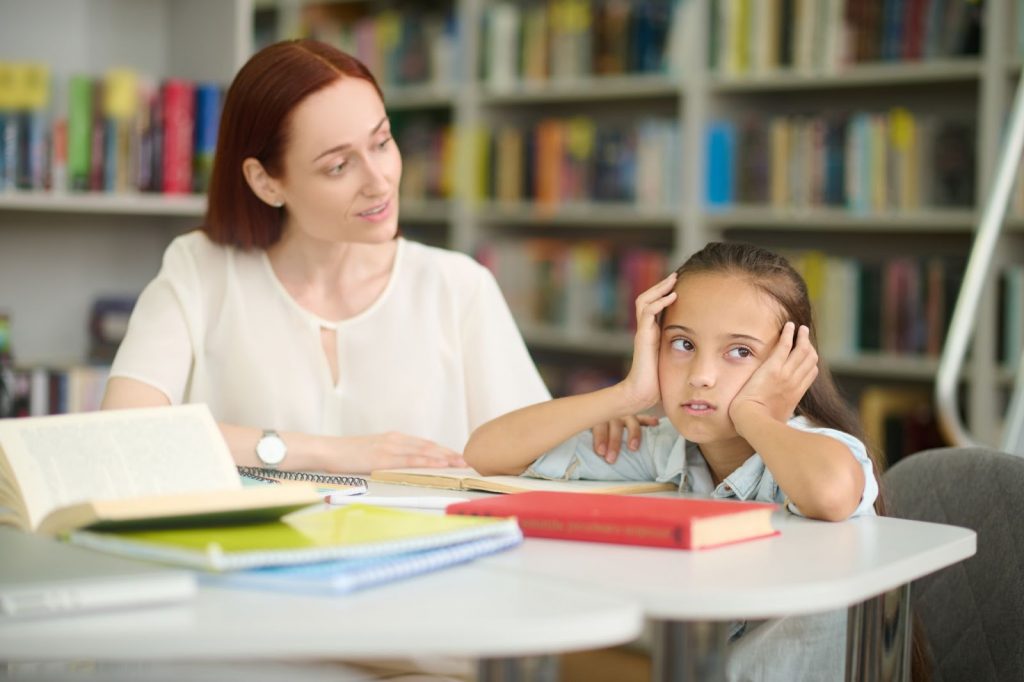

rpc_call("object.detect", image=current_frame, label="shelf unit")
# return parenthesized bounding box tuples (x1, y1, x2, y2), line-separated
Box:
(3, 0, 1023, 446)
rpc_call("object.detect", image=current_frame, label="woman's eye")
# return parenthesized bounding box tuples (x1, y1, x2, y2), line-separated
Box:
(670, 339, 693, 352)
(377, 136, 392, 149)
(326, 161, 347, 175)
(727, 347, 752, 359)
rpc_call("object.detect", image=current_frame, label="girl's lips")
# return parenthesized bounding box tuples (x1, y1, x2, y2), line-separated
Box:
(682, 401, 716, 416)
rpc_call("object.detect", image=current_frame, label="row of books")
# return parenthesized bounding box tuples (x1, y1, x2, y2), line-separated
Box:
(482, 0, 680, 88)
(709, 0, 983, 77)
(263, 3, 458, 91)
(0, 62, 222, 194)
(536, 360, 624, 398)
(394, 117, 455, 202)
(478, 239, 669, 337)
(706, 112, 975, 211)
(0, 365, 109, 419)
(784, 250, 967, 359)
(478, 118, 680, 207)
(859, 385, 945, 465)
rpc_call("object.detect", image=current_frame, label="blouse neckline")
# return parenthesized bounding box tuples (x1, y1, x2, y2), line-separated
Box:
(259, 237, 406, 330)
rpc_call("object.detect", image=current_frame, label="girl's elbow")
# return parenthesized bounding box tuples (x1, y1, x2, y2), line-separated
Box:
(463, 438, 521, 476)
(809, 478, 862, 522)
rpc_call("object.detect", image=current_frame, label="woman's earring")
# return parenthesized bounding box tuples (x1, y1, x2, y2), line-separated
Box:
(272, 200, 284, 208)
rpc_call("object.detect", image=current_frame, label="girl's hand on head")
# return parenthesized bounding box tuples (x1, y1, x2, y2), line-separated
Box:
(728, 322, 819, 427)
(591, 413, 660, 463)
(344, 432, 466, 473)
(620, 272, 677, 412)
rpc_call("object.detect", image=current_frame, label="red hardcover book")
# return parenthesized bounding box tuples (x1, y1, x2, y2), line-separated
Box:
(447, 491, 779, 550)
(161, 78, 195, 194)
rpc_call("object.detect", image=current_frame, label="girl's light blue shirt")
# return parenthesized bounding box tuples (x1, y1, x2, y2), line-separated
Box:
(525, 415, 878, 518)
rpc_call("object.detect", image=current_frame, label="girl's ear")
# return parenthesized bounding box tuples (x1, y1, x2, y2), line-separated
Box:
(242, 158, 285, 208)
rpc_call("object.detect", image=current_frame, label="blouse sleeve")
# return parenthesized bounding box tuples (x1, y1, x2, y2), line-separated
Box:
(460, 265, 551, 431)
(108, 241, 196, 404)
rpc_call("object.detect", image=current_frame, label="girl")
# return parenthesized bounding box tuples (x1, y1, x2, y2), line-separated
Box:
(465, 241, 885, 681)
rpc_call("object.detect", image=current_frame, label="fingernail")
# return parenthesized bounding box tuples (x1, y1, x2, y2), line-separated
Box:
(596, 444, 605, 455)
(630, 439, 639, 450)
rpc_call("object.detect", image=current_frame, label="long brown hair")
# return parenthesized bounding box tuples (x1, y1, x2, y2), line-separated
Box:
(675, 241, 931, 680)
(204, 39, 384, 250)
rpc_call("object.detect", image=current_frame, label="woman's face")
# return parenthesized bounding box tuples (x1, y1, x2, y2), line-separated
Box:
(276, 77, 402, 244)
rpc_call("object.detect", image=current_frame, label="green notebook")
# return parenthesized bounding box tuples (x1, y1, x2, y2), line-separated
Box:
(67, 505, 521, 572)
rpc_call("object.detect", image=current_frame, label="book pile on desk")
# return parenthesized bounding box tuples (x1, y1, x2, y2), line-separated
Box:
(0, 405, 521, 596)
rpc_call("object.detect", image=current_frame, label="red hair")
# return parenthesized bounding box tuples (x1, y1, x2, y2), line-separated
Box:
(203, 40, 384, 249)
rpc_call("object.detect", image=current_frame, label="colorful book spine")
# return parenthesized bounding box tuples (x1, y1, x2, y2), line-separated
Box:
(192, 83, 222, 193)
(66, 75, 93, 191)
(161, 78, 194, 194)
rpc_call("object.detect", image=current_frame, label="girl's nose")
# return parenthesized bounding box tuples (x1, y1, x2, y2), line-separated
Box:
(687, 356, 715, 388)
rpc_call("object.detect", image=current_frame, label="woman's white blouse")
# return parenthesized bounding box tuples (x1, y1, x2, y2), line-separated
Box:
(110, 232, 550, 451)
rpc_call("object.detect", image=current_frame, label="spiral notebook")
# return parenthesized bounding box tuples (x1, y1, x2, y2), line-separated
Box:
(236, 466, 367, 493)
(204, 531, 522, 595)
(66, 504, 521, 572)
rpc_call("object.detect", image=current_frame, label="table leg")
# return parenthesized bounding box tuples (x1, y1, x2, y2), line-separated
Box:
(845, 584, 912, 682)
(478, 655, 559, 682)
(651, 620, 728, 682)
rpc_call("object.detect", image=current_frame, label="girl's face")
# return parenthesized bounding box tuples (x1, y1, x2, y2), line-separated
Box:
(658, 272, 785, 448)
(276, 77, 402, 244)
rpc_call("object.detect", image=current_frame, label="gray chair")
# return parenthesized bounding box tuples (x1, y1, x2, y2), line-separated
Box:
(883, 447, 1024, 681)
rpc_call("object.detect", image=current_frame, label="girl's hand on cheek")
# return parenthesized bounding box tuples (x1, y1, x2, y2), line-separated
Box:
(620, 272, 677, 413)
(729, 322, 819, 427)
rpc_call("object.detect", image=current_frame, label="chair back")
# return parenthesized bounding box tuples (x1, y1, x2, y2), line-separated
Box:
(883, 447, 1024, 681)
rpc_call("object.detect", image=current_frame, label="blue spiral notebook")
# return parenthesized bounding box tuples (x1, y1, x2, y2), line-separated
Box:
(203, 531, 522, 595)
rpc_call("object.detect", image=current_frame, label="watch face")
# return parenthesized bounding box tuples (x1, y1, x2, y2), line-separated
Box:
(256, 434, 287, 466)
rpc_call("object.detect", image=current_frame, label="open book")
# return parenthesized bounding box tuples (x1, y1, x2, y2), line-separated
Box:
(0, 405, 322, 536)
(371, 467, 676, 495)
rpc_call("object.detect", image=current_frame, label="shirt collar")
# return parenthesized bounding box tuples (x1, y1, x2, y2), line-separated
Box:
(678, 439, 767, 501)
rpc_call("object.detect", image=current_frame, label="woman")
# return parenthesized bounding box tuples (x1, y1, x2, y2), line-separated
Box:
(102, 40, 556, 473)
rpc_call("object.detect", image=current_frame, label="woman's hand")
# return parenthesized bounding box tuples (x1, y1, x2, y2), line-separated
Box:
(729, 322, 818, 428)
(619, 272, 677, 414)
(591, 413, 660, 463)
(340, 432, 466, 473)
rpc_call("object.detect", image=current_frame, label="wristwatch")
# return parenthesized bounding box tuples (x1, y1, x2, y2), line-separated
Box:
(255, 429, 287, 468)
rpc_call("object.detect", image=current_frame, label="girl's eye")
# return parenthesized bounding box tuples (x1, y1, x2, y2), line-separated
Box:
(326, 160, 347, 176)
(727, 347, 752, 359)
(670, 338, 694, 352)
(377, 136, 392, 150)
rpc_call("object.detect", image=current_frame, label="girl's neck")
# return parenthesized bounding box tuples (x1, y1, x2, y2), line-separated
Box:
(697, 436, 756, 487)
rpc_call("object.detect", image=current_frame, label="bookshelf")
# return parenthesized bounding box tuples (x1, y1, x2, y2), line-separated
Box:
(3, 0, 1023, 451)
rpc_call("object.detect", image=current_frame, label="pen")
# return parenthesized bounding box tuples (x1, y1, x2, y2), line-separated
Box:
(323, 494, 470, 510)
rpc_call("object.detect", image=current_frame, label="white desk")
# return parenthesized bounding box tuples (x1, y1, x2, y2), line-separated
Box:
(0, 542, 643, 681)
(478, 511, 977, 682)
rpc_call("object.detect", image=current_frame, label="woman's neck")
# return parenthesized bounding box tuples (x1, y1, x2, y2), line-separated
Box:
(266, 230, 399, 321)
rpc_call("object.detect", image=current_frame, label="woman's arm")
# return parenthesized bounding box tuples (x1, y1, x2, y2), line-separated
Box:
(465, 272, 678, 476)
(102, 377, 465, 474)
(729, 324, 864, 521)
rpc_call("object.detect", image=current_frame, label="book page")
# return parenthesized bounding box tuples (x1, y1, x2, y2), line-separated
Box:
(370, 467, 475, 490)
(467, 476, 676, 495)
(0, 405, 239, 531)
